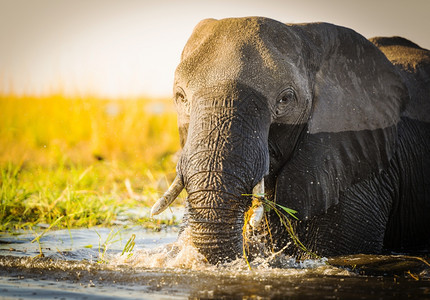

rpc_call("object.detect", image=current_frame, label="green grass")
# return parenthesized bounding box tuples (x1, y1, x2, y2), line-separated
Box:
(242, 194, 319, 268)
(0, 95, 183, 232)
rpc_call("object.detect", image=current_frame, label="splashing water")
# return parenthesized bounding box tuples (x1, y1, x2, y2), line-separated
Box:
(1, 225, 429, 299)
(111, 228, 209, 270)
(109, 227, 332, 275)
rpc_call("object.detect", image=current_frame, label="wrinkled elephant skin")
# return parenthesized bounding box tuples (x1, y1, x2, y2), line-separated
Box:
(154, 17, 430, 263)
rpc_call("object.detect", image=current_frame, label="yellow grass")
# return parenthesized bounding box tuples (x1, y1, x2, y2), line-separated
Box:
(0, 94, 179, 168)
(0, 94, 182, 230)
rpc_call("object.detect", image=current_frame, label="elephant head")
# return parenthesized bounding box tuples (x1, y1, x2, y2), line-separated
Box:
(152, 17, 407, 263)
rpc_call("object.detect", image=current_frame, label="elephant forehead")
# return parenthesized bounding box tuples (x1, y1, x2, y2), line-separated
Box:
(181, 17, 278, 69)
(176, 17, 300, 92)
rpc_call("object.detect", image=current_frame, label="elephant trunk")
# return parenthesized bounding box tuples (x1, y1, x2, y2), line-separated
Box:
(176, 83, 271, 264)
(186, 188, 246, 263)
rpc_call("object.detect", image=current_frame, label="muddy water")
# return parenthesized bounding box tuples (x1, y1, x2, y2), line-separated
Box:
(1, 221, 430, 299)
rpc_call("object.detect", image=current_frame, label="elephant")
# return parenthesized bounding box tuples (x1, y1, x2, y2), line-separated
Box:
(151, 17, 430, 264)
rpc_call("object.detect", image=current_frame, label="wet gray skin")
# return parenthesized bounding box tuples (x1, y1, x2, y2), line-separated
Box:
(154, 17, 430, 264)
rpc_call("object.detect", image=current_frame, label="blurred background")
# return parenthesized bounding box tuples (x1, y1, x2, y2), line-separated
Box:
(0, 0, 428, 229)
(1, 0, 429, 98)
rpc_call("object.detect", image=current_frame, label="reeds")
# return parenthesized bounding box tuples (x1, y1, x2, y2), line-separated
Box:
(243, 193, 319, 269)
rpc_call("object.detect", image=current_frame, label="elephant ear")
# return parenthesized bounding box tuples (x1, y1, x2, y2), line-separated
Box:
(276, 23, 408, 220)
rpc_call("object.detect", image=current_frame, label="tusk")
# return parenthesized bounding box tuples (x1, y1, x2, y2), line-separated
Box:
(249, 204, 264, 228)
(150, 175, 184, 217)
(252, 178, 265, 197)
(249, 178, 265, 228)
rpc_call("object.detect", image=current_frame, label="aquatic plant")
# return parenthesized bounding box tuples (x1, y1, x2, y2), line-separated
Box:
(96, 228, 125, 264)
(243, 193, 319, 269)
(121, 234, 136, 259)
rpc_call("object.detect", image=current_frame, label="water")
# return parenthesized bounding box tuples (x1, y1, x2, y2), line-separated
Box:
(1, 223, 430, 299)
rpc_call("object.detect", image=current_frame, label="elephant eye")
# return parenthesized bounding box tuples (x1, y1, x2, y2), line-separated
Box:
(280, 88, 296, 103)
(275, 88, 296, 117)
(175, 90, 186, 104)
(175, 87, 190, 114)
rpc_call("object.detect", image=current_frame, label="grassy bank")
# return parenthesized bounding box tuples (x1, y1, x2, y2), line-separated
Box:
(0, 95, 182, 231)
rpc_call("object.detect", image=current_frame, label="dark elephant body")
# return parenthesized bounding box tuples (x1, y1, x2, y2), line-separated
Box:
(372, 38, 430, 252)
(154, 17, 430, 262)
(272, 117, 430, 256)
(276, 36, 430, 256)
